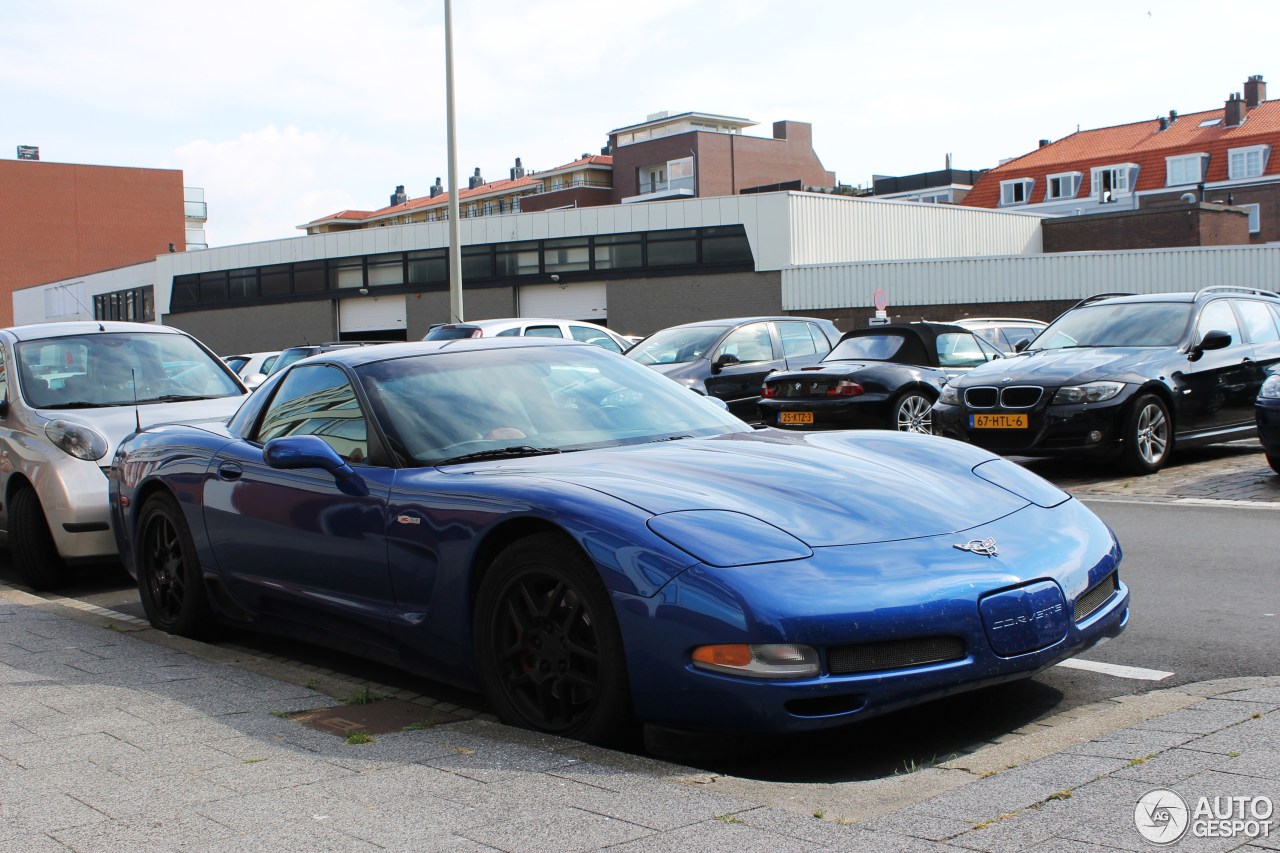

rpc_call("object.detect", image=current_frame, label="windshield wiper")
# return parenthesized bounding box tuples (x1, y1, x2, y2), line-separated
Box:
(39, 401, 108, 410)
(644, 434, 693, 443)
(435, 445, 563, 466)
(138, 394, 212, 404)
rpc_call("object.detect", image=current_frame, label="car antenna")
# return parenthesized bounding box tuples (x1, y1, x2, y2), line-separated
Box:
(132, 368, 141, 433)
(57, 281, 104, 331)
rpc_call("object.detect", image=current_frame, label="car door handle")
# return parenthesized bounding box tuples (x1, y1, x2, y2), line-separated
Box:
(216, 462, 243, 481)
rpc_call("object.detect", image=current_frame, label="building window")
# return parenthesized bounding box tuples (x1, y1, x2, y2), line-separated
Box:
(544, 237, 590, 273)
(1228, 145, 1269, 180)
(1045, 172, 1081, 200)
(593, 234, 642, 270)
(1092, 164, 1138, 202)
(1166, 154, 1206, 186)
(1240, 203, 1261, 233)
(999, 178, 1033, 206)
(93, 286, 155, 322)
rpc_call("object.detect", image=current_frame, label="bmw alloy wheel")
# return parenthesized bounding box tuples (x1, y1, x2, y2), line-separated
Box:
(894, 393, 934, 434)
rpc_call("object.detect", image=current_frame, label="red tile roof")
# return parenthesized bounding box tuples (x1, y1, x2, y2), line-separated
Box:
(303, 155, 614, 228)
(963, 100, 1280, 209)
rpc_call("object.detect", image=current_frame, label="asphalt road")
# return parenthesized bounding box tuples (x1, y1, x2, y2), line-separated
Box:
(3, 496, 1276, 784)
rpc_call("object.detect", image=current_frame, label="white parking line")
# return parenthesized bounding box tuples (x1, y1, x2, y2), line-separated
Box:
(1081, 497, 1280, 511)
(1055, 658, 1174, 681)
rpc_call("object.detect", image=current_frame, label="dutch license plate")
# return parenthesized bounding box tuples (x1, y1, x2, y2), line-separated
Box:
(780, 411, 814, 425)
(971, 414, 1028, 429)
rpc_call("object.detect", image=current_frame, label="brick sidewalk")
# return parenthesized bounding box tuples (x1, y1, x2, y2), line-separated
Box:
(1016, 441, 1280, 504)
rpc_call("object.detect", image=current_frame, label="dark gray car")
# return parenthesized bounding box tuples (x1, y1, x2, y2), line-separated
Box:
(626, 317, 841, 420)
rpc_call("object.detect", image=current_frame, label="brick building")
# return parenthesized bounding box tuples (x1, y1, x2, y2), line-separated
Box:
(964, 74, 1278, 247)
(0, 158, 200, 327)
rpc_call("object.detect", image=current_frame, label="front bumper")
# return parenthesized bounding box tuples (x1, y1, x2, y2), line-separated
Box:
(932, 393, 1133, 458)
(615, 499, 1127, 733)
(30, 458, 116, 561)
(1258, 397, 1280, 457)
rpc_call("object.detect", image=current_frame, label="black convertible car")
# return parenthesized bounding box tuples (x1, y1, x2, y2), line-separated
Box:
(757, 323, 1004, 432)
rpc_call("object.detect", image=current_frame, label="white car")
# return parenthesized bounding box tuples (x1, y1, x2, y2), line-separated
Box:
(423, 318, 632, 353)
(223, 350, 281, 387)
(948, 317, 1048, 353)
(2, 321, 248, 589)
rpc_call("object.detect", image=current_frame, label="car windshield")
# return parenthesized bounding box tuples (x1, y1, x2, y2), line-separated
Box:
(626, 326, 726, 365)
(358, 345, 750, 465)
(1031, 303, 1193, 350)
(423, 326, 480, 340)
(267, 348, 316, 376)
(16, 332, 242, 409)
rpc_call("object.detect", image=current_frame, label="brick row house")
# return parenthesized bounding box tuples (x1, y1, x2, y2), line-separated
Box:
(963, 75, 1277, 250)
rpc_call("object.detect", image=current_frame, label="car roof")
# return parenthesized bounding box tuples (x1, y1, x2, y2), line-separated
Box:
(951, 317, 1047, 326)
(1081, 288, 1280, 308)
(446, 317, 609, 328)
(654, 316, 833, 331)
(288, 336, 589, 369)
(836, 322, 971, 345)
(2, 321, 189, 342)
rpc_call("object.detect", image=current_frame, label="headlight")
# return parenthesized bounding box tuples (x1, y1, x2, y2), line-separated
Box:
(692, 644, 820, 679)
(45, 419, 109, 461)
(1052, 381, 1125, 405)
(939, 385, 960, 405)
(1262, 375, 1280, 399)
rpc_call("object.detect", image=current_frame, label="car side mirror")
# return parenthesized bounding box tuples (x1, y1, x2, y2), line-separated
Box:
(244, 372, 267, 389)
(1013, 338, 1031, 353)
(711, 353, 740, 373)
(1188, 329, 1231, 361)
(264, 435, 369, 496)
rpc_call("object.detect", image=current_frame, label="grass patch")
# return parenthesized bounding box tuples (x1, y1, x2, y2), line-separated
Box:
(812, 809, 825, 819)
(269, 710, 291, 719)
(1229, 751, 1241, 758)
(714, 814, 743, 824)
(241, 758, 268, 764)
(345, 687, 384, 705)
(1046, 789, 1072, 801)
(403, 710, 446, 731)
(1125, 753, 1156, 767)
(305, 680, 319, 690)
(894, 753, 956, 775)
(344, 731, 374, 745)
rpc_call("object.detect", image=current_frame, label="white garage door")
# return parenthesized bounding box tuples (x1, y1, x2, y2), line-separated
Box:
(518, 282, 607, 322)
(339, 294, 407, 334)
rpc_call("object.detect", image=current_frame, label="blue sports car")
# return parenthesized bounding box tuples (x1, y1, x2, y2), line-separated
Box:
(109, 338, 1129, 744)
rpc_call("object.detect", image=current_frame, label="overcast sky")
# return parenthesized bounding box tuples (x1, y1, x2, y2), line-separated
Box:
(4, 0, 1276, 248)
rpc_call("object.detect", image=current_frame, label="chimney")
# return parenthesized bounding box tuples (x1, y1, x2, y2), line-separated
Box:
(389, 185, 408, 206)
(1225, 92, 1247, 127)
(1038, 138, 1051, 148)
(429, 177, 444, 198)
(468, 167, 485, 189)
(1169, 109, 1178, 123)
(1158, 116, 1169, 131)
(509, 157, 525, 180)
(1244, 75, 1267, 108)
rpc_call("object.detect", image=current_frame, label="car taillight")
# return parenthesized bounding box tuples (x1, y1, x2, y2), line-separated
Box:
(470, 329, 484, 338)
(827, 381, 864, 397)
(760, 383, 776, 398)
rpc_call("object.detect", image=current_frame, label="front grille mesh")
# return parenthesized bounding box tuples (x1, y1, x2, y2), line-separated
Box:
(828, 636, 966, 675)
(1000, 386, 1043, 408)
(965, 387, 998, 408)
(1074, 573, 1119, 622)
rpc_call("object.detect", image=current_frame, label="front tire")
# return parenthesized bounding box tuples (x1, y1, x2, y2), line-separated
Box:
(1267, 453, 1280, 476)
(891, 391, 935, 434)
(474, 532, 634, 745)
(1120, 394, 1172, 475)
(9, 486, 73, 591)
(135, 493, 217, 639)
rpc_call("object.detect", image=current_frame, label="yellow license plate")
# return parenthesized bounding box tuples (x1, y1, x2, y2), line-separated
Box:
(780, 411, 814, 425)
(971, 414, 1028, 429)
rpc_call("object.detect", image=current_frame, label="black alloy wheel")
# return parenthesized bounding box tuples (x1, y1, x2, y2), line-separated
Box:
(1120, 393, 1172, 475)
(475, 532, 634, 745)
(135, 493, 217, 639)
(9, 486, 73, 591)
(892, 391, 935, 434)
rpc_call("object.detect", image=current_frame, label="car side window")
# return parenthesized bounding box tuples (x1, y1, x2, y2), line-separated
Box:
(716, 323, 774, 364)
(256, 364, 370, 465)
(1235, 300, 1280, 344)
(936, 333, 991, 368)
(0, 347, 7, 405)
(1003, 327, 1041, 349)
(524, 325, 564, 338)
(1197, 300, 1242, 346)
(777, 321, 819, 358)
(569, 325, 622, 353)
(495, 328, 521, 337)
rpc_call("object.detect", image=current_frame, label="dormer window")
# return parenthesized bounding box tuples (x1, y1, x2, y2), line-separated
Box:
(1000, 178, 1034, 206)
(1045, 172, 1081, 200)
(1091, 164, 1138, 203)
(1228, 145, 1270, 180)
(1166, 153, 1207, 186)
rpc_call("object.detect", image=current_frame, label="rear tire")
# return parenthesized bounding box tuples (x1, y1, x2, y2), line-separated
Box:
(1268, 453, 1280, 476)
(135, 493, 217, 639)
(474, 532, 635, 746)
(9, 486, 74, 591)
(1120, 394, 1172, 475)
(890, 391, 935, 434)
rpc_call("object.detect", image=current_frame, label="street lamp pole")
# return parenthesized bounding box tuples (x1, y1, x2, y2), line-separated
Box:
(444, 0, 464, 322)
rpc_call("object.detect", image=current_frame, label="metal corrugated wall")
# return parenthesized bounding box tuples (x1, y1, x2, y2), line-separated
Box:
(782, 245, 1280, 311)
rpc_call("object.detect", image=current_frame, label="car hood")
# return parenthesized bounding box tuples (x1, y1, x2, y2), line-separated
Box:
(36, 396, 245, 459)
(463, 431, 1033, 547)
(957, 346, 1172, 386)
